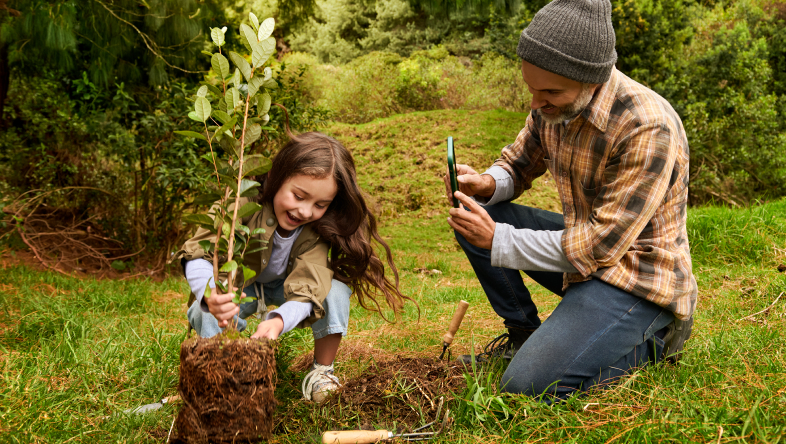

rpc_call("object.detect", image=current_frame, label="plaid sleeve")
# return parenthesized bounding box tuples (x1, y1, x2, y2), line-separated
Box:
(562, 123, 677, 276)
(492, 112, 549, 200)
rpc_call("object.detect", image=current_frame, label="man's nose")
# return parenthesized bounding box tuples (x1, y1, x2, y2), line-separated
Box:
(530, 93, 548, 110)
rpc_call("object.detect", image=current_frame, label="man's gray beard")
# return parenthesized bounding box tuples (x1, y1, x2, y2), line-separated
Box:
(539, 84, 596, 125)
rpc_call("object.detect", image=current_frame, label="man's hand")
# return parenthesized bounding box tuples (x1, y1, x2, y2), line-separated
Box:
(447, 191, 496, 250)
(205, 287, 241, 328)
(443, 164, 496, 206)
(251, 316, 284, 340)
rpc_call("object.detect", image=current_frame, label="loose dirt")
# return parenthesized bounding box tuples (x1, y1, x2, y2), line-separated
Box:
(327, 356, 467, 429)
(171, 336, 277, 444)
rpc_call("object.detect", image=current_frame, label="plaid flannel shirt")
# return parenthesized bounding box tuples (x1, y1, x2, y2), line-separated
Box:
(494, 68, 697, 320)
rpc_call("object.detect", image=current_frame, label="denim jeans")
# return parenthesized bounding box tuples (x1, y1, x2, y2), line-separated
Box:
(456, 202, 674, 401)
(187, 278, 352, 340)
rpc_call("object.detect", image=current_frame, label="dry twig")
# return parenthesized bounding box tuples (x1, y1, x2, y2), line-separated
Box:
(738, 292, 785, 322)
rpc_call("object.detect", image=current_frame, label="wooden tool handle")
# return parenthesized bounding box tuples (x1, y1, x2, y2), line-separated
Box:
(321, 430, 391, 444)
(442, 300, 469, 345)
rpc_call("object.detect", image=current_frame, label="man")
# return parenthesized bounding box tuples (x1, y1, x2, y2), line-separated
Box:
(445, 0, 697, 401)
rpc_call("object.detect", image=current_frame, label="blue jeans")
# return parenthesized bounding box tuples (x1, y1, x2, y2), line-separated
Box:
(187, 278, 352, 340)
(456, 202, 674, 401)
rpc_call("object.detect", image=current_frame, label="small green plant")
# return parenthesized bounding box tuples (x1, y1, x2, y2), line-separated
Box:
(463, 370, 512, 423)
(176, 13, 281, 304)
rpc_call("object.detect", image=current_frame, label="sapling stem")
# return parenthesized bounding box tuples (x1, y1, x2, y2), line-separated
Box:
(225, 92, 252, 293)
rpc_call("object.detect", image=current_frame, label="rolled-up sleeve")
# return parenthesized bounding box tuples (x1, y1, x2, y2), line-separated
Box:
(474, 166, 515, 206)
(284, 241, 332, 323)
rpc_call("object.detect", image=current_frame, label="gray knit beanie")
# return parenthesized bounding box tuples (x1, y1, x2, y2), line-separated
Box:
(517, 0, 617, 84)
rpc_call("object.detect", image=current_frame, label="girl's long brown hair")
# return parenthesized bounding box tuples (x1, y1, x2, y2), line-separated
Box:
(258, 132, 411, 319)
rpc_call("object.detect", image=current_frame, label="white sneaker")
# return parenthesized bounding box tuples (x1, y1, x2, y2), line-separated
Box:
(301, 362, 341, 403)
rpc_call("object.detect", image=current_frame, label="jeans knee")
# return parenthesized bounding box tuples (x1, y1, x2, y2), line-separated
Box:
(325, 279, 351, 313)
(499, 368, 536, 395)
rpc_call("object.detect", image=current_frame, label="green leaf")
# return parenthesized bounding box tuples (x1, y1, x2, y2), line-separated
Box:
(219, 260, 237, 273)
(197, 240, 215, 254)
(211, 53, 230, 80)
(174, 130, 207, 141)
(215, 279, 227, 293)
(262, 78, 278, 89)
(220, 136, 241, 158)
(194, 97, 212, 122)
(210, 27, 225, 47)
(212, 109, 231, 125)
(263, 67, 272, 81)
(183, 213, 215, 227)
(260, 36, 275, 56)
(258, 93, 271, 114)
(245, 246, 267, 254)
(238, 296, 255, 304)
(242, 264, 257, 283)
(258, 17, 274, 40)
(249, 12, 259, 32)
(196, 85, 208, 97)
(217, 98, 229, 114)
(225, 87, 241, 111)
(237, 224, 251, 236)
(215, 157, 231, 172)
(202, 82, 222, 97)
(245, 123, 262, 145)
(240, 23, 258, 48)
(259, 113, 270, 125)
(230, 52, 252, 82)
(193, 193, 221, 206)
(201, 50, 213, 57)
(251, 228, 267, 236)
(188, 111, 201, 122)
(242, 154, 272, 177)
(232, 69, 242, 90)
(238, 25, 252, 53)
(236, 201, 263, 219)
(212, 116, 238, 142)
(247, 76, 264, 97)
(252, 38, 275, 69)
(239, 179, 261, 197)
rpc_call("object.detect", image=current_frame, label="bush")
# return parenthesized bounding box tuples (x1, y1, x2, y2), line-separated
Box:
(654, 0, 786, 205)
(284, 47, 528, 124)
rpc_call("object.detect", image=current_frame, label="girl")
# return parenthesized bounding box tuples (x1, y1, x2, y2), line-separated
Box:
(175, 132, 409, 403)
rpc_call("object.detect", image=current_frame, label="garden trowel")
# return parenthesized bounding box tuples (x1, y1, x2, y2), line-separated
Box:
(439, 300, 469, 360)
(124, 395, 180, 415)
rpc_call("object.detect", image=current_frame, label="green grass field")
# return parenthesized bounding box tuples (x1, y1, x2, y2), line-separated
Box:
(1, 109, 785, 443)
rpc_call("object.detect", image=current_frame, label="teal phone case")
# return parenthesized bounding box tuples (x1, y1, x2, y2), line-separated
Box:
(447, 137, 459, 208)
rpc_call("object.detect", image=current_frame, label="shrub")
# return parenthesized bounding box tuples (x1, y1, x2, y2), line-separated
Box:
(655, 1, 786, 205)
(284, 47, 528, 124)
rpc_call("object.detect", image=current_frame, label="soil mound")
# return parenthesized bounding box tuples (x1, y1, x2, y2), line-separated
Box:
(171, 336, 277, 444)
(329, 356, 467, 428)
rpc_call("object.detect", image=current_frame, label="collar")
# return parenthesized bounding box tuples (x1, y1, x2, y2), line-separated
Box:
(579, 68, 621, 133)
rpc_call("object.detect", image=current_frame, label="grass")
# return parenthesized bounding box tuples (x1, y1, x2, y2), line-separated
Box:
(2, 109, 786, 443)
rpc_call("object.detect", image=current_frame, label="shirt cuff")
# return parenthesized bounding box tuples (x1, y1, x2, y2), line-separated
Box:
(491, 223, 577, 273)
(473, 166, 515, 206)
(184, 259, 216, 313)
(266, 301, 313, 334)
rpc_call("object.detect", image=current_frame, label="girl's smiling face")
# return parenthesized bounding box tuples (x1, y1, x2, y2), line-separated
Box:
(273, 174, 338, 235)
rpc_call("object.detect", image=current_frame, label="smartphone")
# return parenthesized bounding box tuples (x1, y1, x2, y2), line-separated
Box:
(447, 136, 459, 208)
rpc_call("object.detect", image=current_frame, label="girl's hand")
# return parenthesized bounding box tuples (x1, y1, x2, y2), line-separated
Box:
(251, 316, 284, 340)
(205, 287, 241, 328)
